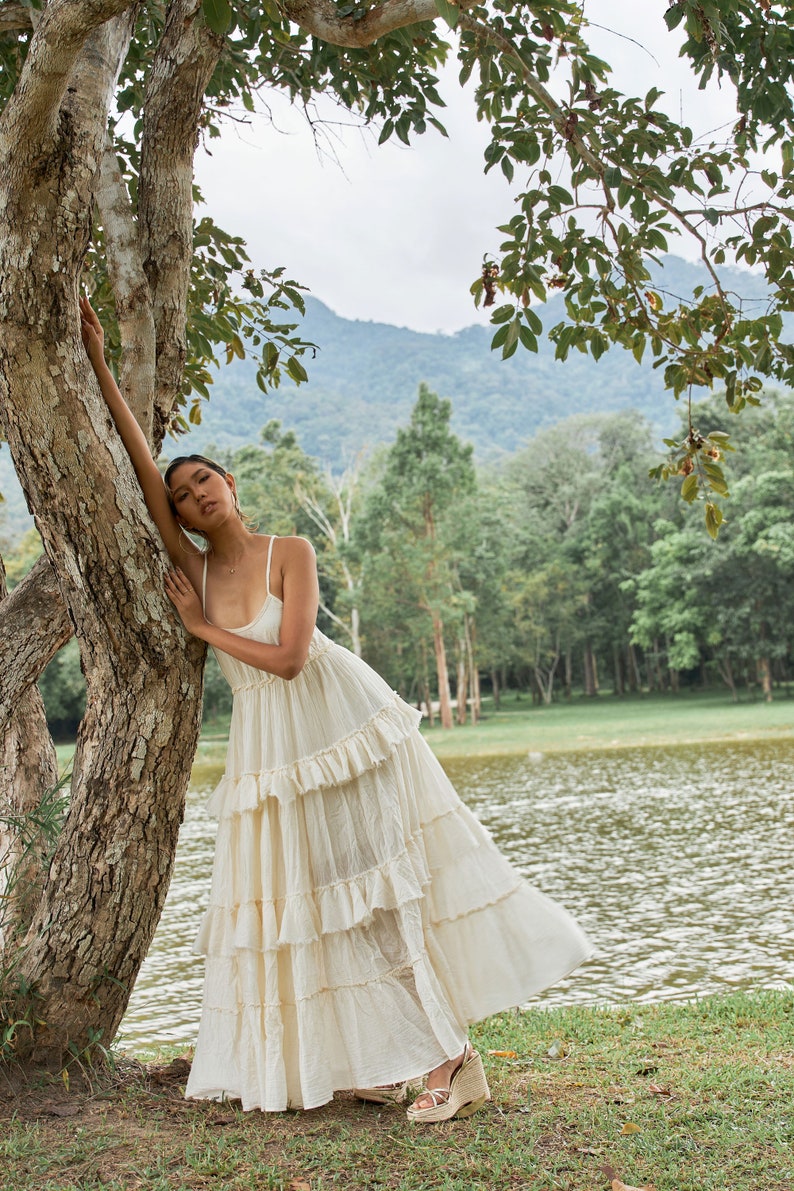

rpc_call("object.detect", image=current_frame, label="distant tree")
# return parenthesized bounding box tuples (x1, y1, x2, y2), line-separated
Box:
(361, 385, 475, 728)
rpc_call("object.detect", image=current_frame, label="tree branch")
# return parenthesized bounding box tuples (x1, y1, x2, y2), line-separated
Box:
(0, 1, 33, 33)
(96, 134, 156, 439)
(283, 0, 477, 46)
(0, 0, 135, 158)
(137, 0, 224, 448)
(0, 556, 73, 731)
(457, 9, 607, 180)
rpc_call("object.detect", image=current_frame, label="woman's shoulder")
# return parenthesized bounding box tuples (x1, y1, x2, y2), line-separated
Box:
(273, 534, 316, 560)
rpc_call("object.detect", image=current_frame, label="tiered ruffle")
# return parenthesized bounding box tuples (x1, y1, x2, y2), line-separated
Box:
(186, 629, 592, 1112)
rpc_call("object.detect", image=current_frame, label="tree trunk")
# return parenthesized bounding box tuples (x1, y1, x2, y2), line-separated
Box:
(466, 615, 479, 724)
(627, 642, 641, 694)
(0, 556, 72, 733)
(431, 613, 453, 730)
(422, 679, 434, 727)
(0, 6, 208, 1065)
(564, 646, 572, 699)
(652, 637, 665, 691)
(491, 668, 500, 710)
(612, 643, 624, 696)
(0, 556, 60, 950)
(455, 635, 467, 726)
(757, 656, 773, 702)
(583, 641, 599, 697)
(718, 655, 738, 702)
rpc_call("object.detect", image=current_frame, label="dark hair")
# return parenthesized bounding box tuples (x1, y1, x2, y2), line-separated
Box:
(163, 453, 256, 539)
(164, 453, 228, 493)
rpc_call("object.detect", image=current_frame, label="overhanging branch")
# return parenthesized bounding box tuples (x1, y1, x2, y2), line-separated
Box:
(283, 0, 478, 47)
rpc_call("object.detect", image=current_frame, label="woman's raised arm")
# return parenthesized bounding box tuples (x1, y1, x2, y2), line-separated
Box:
(80, 297, 185, 564)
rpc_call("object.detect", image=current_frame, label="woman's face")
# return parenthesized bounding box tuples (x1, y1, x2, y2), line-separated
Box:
(167, 461, 236, 532)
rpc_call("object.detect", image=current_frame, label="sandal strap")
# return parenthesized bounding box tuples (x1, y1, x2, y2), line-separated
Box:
(420, 1087, 450, 1107)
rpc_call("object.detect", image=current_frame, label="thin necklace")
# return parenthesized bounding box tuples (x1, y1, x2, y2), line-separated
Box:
(213, 552, 244, 574)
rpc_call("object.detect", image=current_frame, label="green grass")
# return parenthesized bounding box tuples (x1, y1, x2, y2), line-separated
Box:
(197, 688, 794, 768)
(57, 689, 794, 775)
(423, 687, 794, 759)
(2, 992, 792, 1191)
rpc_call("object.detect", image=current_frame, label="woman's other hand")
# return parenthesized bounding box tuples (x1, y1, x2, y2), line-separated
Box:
(165, 568, 207, 637)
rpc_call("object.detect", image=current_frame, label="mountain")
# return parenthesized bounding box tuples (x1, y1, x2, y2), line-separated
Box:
(172, 254, 777, 465)
(0, 255, 781, 543)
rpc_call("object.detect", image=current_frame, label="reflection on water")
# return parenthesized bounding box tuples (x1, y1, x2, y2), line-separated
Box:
(119, 740, 794, 1049)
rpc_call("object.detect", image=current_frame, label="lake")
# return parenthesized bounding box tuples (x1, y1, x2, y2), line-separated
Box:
(119, 738, 794, 1049)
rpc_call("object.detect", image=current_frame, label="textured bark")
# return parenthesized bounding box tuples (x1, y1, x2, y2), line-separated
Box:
(138, 0, 223, 447)
(0, 2, 32, 33)
(97, 136, 156, 436)
(284, 0, 476, 46)
(0, 556, 59, 952)
(0, 557, 73, 730)
(0, 5, 206, 1063)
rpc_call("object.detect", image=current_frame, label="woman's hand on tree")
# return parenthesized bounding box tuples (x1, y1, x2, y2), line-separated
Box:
(165, 568, 207, 637)
(79, 296, 106, 374)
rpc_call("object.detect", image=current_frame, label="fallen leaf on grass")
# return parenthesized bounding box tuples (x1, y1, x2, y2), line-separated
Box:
(619, 1122, 642, 1135)
(288, 1181, 311, 1191)
(635, 1060, 659, 1075)
(546, 1039, 566, 1059)
(487, 1049, 518, 1059)
(648, 1084, 672, 1098)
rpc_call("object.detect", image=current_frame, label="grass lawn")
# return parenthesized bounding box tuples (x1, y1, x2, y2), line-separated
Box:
(2, 991, 791, 1191)
(56, 689, 794, 775)
(194, 688, 794, 770)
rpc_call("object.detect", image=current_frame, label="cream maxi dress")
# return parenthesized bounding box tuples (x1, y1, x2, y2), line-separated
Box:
(185, 536, 591, 1112)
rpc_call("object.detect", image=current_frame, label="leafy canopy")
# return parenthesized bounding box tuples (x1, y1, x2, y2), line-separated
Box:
(2, 0, 794, 527)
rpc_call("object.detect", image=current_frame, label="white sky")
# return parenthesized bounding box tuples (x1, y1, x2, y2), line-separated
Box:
(194, 1, 742, 334)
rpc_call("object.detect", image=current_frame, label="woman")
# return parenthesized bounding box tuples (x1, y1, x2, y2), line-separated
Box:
(80, 297, 592, 1120)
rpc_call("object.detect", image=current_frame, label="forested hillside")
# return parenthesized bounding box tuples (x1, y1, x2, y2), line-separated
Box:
(177, 255, 775, 465)
(0, 255, 777, 544)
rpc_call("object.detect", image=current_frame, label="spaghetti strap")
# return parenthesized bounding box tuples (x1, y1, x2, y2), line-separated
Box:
(201, 553, 208, 614)
(265, 535, 277, 596)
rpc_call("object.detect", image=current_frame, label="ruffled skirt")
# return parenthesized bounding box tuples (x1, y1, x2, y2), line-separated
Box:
(186, 642, 591, 1111)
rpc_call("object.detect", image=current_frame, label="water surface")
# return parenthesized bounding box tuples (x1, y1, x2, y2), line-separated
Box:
(120, 739, 794, 1049)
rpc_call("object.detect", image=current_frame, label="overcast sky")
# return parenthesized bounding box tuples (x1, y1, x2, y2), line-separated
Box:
(193, 1, 742, 334)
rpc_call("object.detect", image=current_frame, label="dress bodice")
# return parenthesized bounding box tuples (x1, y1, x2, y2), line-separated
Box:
(211, 593, 332, 693)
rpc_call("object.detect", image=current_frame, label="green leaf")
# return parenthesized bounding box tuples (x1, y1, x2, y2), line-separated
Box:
(604, 165, 622, 189)
(705, 502, 724, 540)
(681, 473, 699, 502)
(202, 0, 232, 35)
(285, 356, 308, 384)
(433, 0, 459, 28)
(263, 341, 279, 373)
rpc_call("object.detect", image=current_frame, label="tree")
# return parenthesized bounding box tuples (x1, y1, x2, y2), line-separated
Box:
(1, 0, 793, 1067)
(632, 392, 794, 699)
(360, 385, 475, 727)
